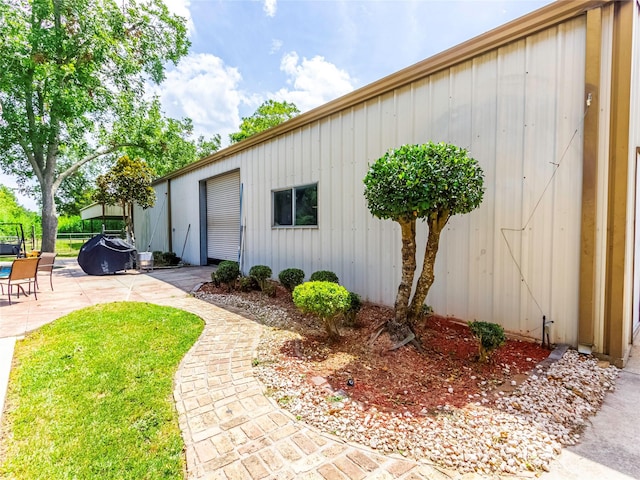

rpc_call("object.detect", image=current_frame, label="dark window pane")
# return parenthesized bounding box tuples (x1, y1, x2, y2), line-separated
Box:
(274, 190, 292, 226)
(295, 185, 317, 226)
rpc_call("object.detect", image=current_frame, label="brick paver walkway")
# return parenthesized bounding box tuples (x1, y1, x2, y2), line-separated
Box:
(169, 296, 454, 480)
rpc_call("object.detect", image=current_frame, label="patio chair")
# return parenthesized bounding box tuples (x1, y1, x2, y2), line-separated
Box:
(37, 252, 58, 290)
(0, 257, 41, 305)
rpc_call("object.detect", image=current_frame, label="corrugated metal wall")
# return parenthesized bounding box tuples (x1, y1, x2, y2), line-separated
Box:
(167, 158, 243, 266)
(134, 181, 168, 253)
(258, 16, 585, 343)
(141, 15, 591, 345)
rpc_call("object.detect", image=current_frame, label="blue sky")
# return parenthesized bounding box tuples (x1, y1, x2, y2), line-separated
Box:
(4, 0, 553, 211)
(158, 0, 553, 143)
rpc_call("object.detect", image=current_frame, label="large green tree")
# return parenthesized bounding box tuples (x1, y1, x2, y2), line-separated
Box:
(229, 100, 300, 144)
(0, 0, 194, 252)
(363, 142, 484, 345)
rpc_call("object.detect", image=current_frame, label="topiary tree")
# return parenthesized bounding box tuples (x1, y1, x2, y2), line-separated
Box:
(278, 268, 305, 292)
(468, 321, 506, 363)
(309, 270, 339, 284)
(292, 281, 350, 340)
(363, 142, 484, 345)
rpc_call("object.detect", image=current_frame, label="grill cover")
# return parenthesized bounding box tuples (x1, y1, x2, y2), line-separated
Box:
(77, 234, 136, 275)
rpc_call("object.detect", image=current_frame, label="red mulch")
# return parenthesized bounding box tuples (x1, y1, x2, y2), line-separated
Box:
(198, 282, 551, 415)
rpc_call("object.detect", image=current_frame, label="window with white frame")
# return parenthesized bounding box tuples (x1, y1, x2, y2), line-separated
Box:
(273, 183, 318, 227)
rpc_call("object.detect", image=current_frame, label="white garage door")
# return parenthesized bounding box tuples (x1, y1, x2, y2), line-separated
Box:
(206, 170, 240, 261)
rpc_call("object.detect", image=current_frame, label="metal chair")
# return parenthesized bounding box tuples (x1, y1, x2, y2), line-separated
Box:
(0, 257, 41, 305)
(37, 252, 57, 290)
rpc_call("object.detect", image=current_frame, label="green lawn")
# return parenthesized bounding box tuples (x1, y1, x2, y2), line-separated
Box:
(54, 238, 87, 257)
(0, 302, 204, 480)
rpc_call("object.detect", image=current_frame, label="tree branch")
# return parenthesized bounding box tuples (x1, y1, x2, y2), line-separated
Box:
(53, 143, 141, 190)
(18, 138, 42, 184)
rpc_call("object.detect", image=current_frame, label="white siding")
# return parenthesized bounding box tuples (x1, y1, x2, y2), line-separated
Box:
(139, 15, 591, 345)
(134, 181, 168, 253)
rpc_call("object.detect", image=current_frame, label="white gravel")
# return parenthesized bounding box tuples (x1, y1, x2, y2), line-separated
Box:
(195, 291, 619, 476)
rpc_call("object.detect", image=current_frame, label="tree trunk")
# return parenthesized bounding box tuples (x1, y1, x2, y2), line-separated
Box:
(122, 201, 134, 245)
(407, 211, 449, 324)
(40, 182, 59, 253)
(394, 218, 417, 325)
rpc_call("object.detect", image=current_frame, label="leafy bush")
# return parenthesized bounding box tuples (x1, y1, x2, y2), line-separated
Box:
(152, 251, 180, 266)
(214, 261, 240, 291)
(263, 280, 277, 297)
(238, 276, 258, 292)
(468, 321, 506, 363)
(343, 291, 362, 327)
(309, 270, 339, 284)
(249, 265, 272, 291)
(56, 215, 83, 233)
(293, 281, 350, 339)
(278, 268, 305, 292)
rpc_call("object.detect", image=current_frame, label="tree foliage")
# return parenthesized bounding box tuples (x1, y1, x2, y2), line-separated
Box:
(0, 185, 41, 239)
(468, 321, 506, 363)
(229, 100, 300, 144)
(93, 155, 156, 244)
(363, 142, 484, 334)
(0, 0, 213, 252)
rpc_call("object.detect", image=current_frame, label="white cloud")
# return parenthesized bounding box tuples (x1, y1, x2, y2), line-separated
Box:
(274, 52, 355, 112)
(263, 0, 277, 17)
(163, 0, 195, 36)
(269, 39, 283, 55)
(153, 53, 248, 145)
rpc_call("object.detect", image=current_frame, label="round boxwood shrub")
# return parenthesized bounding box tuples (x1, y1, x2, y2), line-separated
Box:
(468, 321, 506, 363)
(214, 261, 240, 291)
(278, 268, 305, 292)
(293, 281, 350, 339)
(309, 270, 339, 284)
(249, 265, 272, 291)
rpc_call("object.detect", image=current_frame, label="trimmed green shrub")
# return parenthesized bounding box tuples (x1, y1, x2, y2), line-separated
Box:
(293, 281, 350, 339)
(214, 261, 240, 291)
(249, 265, 272, 292)
(152, 251, 180, 266)
(278, 268, 305, 292)
(309, 270, 339, 284)
(468, 321, 506, 363)
(343, 291, 362, 327)
(263, 280, 277, 297)
(238, 276, 258, 292)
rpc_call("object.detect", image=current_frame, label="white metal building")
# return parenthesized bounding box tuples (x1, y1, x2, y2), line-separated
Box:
(135, 0, 640, 366)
